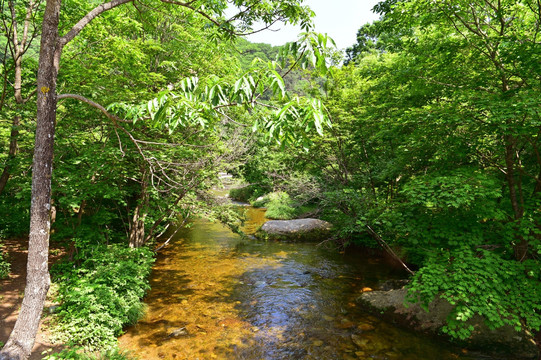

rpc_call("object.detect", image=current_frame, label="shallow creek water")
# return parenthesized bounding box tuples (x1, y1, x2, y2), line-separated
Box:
(119, 207, 482, 360)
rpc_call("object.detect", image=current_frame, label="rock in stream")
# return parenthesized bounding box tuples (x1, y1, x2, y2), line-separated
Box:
(357, 288, 539, 359)
(255, 218, 332, 242)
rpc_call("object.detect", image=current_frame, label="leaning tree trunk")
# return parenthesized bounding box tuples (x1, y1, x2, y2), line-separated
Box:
(0, 1, 61, 359)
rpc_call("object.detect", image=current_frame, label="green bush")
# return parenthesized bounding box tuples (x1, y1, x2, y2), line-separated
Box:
(229, 185, 267, 202)
(229, 184, 267, 202)
(317, 188, 379, 247)
(265, 192, 298, 220)
(251, 194, 270, 208)
(407, 247, 541, 340)
(0, 186, 31, 237)
(51, 244, 154, 351)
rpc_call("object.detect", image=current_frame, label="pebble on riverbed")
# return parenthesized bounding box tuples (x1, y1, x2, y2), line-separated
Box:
(351, 334, 369, 348)
(357, 322, 375, 332)
(166, 327, 189, 338)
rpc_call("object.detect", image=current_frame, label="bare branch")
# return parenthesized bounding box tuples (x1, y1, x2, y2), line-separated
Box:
(365, 225, 416, 276)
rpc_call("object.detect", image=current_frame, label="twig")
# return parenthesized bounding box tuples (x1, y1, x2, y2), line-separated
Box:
(154, 209, 191, 252)
(365, 224, 415, 276)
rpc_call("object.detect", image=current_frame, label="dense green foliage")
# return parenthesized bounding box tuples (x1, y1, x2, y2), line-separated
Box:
(229, 185, 268, 203)
(259, 192, 297, 220)
(236, 0, 541, 342)
(51, 245, 154, 350)
(0, 0, 333, 355)
(236, 40, 281, 70)
(2, 0, 539, 354)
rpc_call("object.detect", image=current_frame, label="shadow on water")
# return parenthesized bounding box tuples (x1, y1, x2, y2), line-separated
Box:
(119, 207, 490, 360)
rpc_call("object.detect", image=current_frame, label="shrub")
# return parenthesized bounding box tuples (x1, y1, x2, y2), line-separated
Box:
(51, 244, 154, 351)
(251, 194, 269, 208)
(265, 192, 298, 220)
(407, 247, 541, 340)
(229, 184, 267, 203)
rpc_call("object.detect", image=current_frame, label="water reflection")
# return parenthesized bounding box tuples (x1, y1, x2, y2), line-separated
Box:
(119, 207, 481, 360)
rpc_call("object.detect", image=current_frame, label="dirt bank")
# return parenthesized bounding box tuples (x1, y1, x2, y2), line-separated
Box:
(0, 238, 65, 359)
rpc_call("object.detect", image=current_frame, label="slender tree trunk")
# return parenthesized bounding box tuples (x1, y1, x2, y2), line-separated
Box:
(0, 0, 35, 196)
(129, 201, 147, 248)
(504, 137, 523, 219)
(504, 135, 529, 261)
(0, 1, 61, 359)
(0, 116, 20, 194)
(129, 176, 148, 248)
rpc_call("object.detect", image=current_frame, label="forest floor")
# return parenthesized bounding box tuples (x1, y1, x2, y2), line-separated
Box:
(0, 237, 65, 359)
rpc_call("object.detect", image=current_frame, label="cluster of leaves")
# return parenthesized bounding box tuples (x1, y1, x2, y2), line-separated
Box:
(256, 192, 297, 220)
(50, 245, 154, 351)
(407, 247, 541, 340)
(229, 185, 268, 203)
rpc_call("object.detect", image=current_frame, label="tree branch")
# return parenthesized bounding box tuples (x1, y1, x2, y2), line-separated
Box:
(159, 0, 223, 28)
(365, 224, 416, 276)
(58, 0, 133, 48)
(57, 93, 133, 123)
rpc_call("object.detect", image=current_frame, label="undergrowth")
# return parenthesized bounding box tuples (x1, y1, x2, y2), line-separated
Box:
(261, 192, 298, 220)
(229, 184, 267, 203)
(0, 238, 10, 279)
(50, 244, 154, 351)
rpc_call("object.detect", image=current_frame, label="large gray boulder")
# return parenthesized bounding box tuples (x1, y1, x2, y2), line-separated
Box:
(256, 218, 332, 242)
(358, 288, 539, 359)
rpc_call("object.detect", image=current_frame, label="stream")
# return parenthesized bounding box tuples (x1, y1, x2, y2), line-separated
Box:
(119, 206, 482, 360)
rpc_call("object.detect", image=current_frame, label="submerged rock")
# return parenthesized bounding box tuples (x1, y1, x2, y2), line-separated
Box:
(256, 218, 332, 242)
(166, 327, 188, 338)
(357, 288, 539, 359)
(351, 334, 369, 348)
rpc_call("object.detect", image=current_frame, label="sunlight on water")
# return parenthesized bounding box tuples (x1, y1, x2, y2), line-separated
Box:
(119, 207, 482, 360)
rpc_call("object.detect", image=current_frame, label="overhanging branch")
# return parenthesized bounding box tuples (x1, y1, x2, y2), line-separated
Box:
(57, 93, 133, 123)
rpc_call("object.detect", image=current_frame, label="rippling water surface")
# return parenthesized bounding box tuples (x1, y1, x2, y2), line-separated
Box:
(119, 207, 482, 360)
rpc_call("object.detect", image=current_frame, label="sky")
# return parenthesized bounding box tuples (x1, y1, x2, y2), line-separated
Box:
(243, 0, 382, 50)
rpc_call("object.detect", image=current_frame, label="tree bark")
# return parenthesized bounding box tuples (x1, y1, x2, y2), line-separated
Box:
(504, 135, 529, 261)
(129, 175, 148, 248)
(0, 1, 61, 358)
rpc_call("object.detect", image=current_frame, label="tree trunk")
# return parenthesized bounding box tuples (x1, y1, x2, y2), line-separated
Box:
(504, 135, 529, 261)
(129, 177, 148, 248)
(0, 0, 35, 196)
(0, 1, 61, 358)
(129, 205, 147, 248)
(0, 116, 20, 194)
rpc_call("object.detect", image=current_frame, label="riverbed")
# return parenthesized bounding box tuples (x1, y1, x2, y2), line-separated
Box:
(119, 206, 481, 359)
